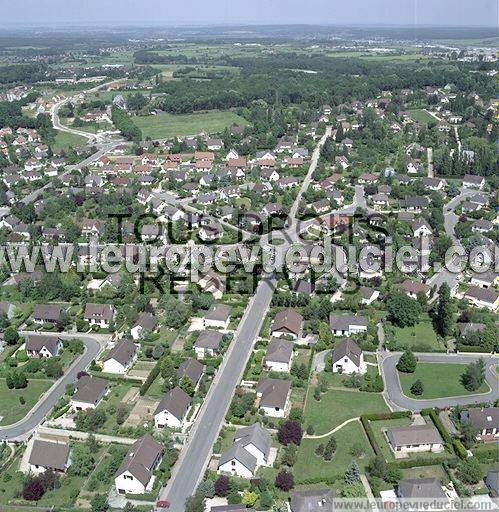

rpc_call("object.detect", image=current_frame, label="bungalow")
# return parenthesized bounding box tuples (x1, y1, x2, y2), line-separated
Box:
(264, 338, 294, 372)
(329, 314, 368, 336)
(461, 407, 498, 440)
(103, 341, 138, 374)
(203, 304, 231, 329)
(331, 338, 366, 374)
(71, 375, 109, 411)
(399, 279, 431, 299)
(194, 330, 224, 358)
(387, 425, 443, 454)
(33, 304, 64, 325)
(115, 435, 163, 495)
(465, 286, 499, 311)
(290, 490, 334, 512)
(401, 196, 429, 213)
(270, 309, 303, 340)
(84, 303, 116, 328)
(218, 423, 271, 478)
(176, 358, 204, 388)
(256, 378, 291, 418)
(463, 174, 485, 189)
(131, 312, 158, 340)
(154, 387, 191, 429)
(29, 440, 71, 475)
(25, 335, 63, 358)
(397, 478, 448, 503)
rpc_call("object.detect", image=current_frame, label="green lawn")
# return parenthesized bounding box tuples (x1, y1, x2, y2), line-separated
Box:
(401, 464, 450, 483)
(134, 110, 248, 138)
(96, 382, 139, 433)
(304, 388, 389, 435)
(408, 109, 437, 124)
(0, 378, 52, 426)
(399, 363, 490, 399)
(389, 317, 446, 352)
(294, 420, 375, 483)
(52, 131, 88, 152)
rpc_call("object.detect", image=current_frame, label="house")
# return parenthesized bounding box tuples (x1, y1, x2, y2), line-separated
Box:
(457, 322, 486, 338)
(131, 312, 158, 340)
(329, 314, 368, 336)
(71, 375, 109, 411)
(264, 338, 294, 372)
(0, 301, 15, 319)
(462, 174, 485, 189)
(485, 470, 499, 498)
(290, 489, 334, 512)
(218, 423, 271, 478)
(412, 219, 433, 237)
(270, 309, 303, 340)
(154, 387, 191, 429)
(387, 424, 443, 454)
(81, 219, 103, 237)
(103, 341, 138, 374)
(331, 338, 366, 374)
(203, 304, 231, 329)
(399, 280, 431, 299)
(359, 286, 380, 305)
(256, 378, 291, 418)
(461, 407, 499, 440)
(471, 219, 493, 234)
(422, 177, 446, 191)
(176, 358, 204, 387)
(114, 434, 163, 495)
(29, 440, 71, 474)
(469, 269, 498, 289)
(33, 304, 64, 324)
(401, 196, 429, 213)
(25, 335, 63, 358)
(465, 286, 499, 311)
(194, 330, 224, 358)
(315, 214, 349, 235)
(397, 478, 448, 503)
(84, 303, 116, 328)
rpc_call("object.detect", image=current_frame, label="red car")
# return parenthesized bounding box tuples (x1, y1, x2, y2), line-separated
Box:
(155, 501, 170, 510)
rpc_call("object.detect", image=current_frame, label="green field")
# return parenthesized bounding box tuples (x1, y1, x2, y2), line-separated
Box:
(294, 420, 374, 483)
(389, 317, 446, 352)
(408, 109, 437, 124)
(134, 110, 248, 139)
(304, 388, 389, 435)
(0, 378, 52, 425)
(52, 130, 88, 152)
(399, 363, 490, 399)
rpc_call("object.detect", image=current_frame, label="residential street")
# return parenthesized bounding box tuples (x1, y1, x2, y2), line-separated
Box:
(0, 333, 107, 441)
(380, 352, 499, 411)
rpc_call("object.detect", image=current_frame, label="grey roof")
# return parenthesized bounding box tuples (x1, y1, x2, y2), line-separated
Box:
(25, 335, 61, 356)
(73, 375, 109, 405)
(219, 443, 257, 473)
(457, 322, 486, 337)
(84, 303, 115, 321)
(271, 308, 303, 336)
(115, 434, 163, 486)
(290, 489, 334, 512)
(264, 338, 294, 364)
(332, 338, 362, 366)
(29, 440, 70, 471)
(256, 378, 291, 409)
(485, 470, 499, 496)
(154, 386, 191, 421)
(210, 506, 254, 512)
(464, 407, 499, 431)
(176, 358, 204, 385)
(104, 340, 137, 366)
(465, 286, 499, 304)
(397, 478, 447, 500)
(133, 311, 158, 331)
(233, 423, 271, 459)
(194, 330, 223, 350)
(204, 304, 231, 323)
(329, 314, 367, 331)
(33, 304, 63, 322)
(359, 286, 376, 300)
(387, 424, 443, 447)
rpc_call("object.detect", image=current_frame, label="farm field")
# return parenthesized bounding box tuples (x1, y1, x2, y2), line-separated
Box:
(134, 110, 248, 139)
(398, 362, 490, 399)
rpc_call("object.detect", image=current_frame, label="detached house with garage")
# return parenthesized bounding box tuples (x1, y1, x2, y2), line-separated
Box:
(264, 338, 294, 372)
(218, 423, 271, 478)
(84, 303, 116, 328)
(115, 434, 163, 495)
(203, 304, 231, 329)
(29, 440, 71, 475)
(103, 340, 138, 374)
(270, 309, 303, 340)
(25, 335, 63, 358)
(329, 314, 368, 336)
(331, 338, 366, 375)
(71, 375, 109, 411)
(154, 386, 191, 429)
(256, 377, 291, 418)
(131, 312, 158, 340)
(387, 425, 443, 455)
(194, 330, 224, 358)
(465, 286, 499, 311)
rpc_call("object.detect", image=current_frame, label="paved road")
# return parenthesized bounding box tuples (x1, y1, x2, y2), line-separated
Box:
(0, 333, 107, 440)
(380, 352, 499, 411)
(161, 274, 277, 511)
(427, 147, 434, 178)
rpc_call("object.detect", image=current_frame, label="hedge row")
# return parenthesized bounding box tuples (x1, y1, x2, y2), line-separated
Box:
(456, 344, 490, 353)
(452, 439, 468, 460)
(361, 411, 413, 457)
(90, 371, 143, 386)
(139, 359, 161, 395)
(396, 453, 456, 469)
(361, 416, 380, 456)
(427, 409, 453, 446)
(296, 475, 341, 486)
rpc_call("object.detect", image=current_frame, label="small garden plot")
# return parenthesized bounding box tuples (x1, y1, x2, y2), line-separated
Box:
(399, 363, 489, 399)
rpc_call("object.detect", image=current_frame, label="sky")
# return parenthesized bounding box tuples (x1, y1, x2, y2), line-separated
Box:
(0, 0, 497, 27)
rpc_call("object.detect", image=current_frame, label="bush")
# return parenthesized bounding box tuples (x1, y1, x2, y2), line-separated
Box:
(15, 349, 28, 362)
(277, 421, 303, 446)
(396, 350, 417, 373)
(275, 470, 294, 491)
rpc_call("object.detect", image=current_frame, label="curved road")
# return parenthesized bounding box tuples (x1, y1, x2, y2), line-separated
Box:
(380, 352, 499, 411)
(0, 333, 106, 441)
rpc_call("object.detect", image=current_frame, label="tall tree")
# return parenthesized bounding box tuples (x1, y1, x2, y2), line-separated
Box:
(434, 283, 454, 337)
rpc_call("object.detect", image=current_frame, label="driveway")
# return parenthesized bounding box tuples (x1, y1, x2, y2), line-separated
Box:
(380, 352, 499, 411)
(0, 332, 107, 441)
